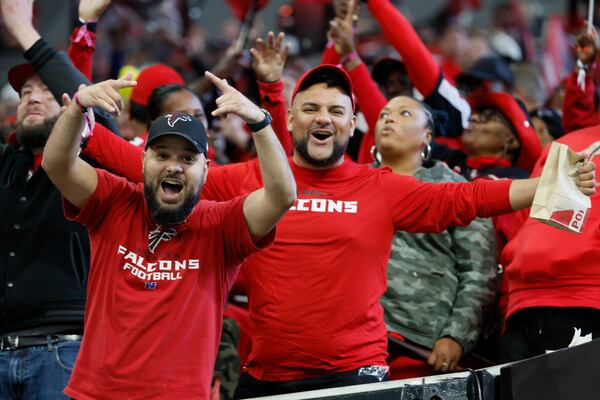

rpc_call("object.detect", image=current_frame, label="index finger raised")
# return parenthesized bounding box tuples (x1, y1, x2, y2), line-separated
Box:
(205, 71, 231, 92)
(111, 73, 137, 89)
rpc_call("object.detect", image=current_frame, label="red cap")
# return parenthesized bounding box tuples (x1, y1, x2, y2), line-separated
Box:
(291, 64, 355, 111)
(8, 63, 36, 93)
(469, 92, 542, 172)
(130, 64, 184, 107)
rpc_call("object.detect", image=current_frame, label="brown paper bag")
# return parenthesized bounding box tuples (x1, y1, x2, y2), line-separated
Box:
(530, 142, 591, 233)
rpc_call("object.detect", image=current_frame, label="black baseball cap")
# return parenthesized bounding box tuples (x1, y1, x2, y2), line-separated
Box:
(146, 112, 209, 157)
(456, 56, 514, 89)
(371, 57, 407, 86)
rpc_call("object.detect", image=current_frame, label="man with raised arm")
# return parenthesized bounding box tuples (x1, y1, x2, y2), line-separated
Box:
(41, 72, 296, 399)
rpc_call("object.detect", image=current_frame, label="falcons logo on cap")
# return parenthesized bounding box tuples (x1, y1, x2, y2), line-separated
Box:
(148, 226, 178, 253)
(165, 112, 192, 128)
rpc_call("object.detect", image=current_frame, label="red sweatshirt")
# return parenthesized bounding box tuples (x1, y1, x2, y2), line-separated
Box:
(562, 69, 599, 133)
(257, 80, 293, 155)
(501, 125, 600, 320)
(347, 63, 387, 163)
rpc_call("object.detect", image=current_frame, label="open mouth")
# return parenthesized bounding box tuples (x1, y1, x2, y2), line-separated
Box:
(160, 179, 184, 196)
(310, 130, 334, 142)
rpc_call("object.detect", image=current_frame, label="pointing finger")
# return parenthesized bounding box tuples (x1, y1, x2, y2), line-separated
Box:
(205, 71, 231, 92)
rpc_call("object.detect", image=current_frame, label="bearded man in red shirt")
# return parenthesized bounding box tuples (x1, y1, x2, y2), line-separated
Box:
(41, 71, 296, 400)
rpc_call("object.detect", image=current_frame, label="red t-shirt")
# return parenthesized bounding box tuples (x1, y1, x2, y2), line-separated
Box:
(203, 158, 512, 380)
(63, 169, 273, 400)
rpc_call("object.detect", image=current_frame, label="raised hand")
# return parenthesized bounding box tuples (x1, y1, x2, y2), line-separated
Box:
(78, 0, 112, 22)
(205, 71, 264, 124)
(1, 0, 39, 50)
(74, 73, 137, 115)
(212, 43, 244, 81)
(250, 31, 290, 83)
(328, 0, 356, 58)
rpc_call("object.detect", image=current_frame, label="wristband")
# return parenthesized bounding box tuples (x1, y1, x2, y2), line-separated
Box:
(75, 19, 96, 45)
(340, 50, 359, 66)
(73, 92, 87, 112)
(78, 17, 97, 31)
(72, 92, 94, 143)
(247, 108, 272, 132)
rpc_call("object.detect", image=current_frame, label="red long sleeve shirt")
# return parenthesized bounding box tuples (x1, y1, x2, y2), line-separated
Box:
(562, 69, 599, 133)
(502, 125, 600, 320)
(346, 63, 387, 164)
(258, 80, 293, 155)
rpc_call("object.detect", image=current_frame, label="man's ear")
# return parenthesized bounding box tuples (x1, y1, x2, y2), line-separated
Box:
(349, 114, 357, 138)
(202, 158, 210, 185)
(286, 108, 294, 133)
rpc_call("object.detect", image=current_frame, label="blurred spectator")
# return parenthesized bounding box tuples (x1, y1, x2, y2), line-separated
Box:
(500, 123, 600, 362)
(512, 63, 546, 112)
(455, 55, 514, 96)
(530, 107, 565, 147)
(371, 58, 412, 99)
(127, 63, 185, 144)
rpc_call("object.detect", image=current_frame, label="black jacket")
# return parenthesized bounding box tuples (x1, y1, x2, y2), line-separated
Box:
(23, 38, 119, 135)
(0, 145, 89, 335)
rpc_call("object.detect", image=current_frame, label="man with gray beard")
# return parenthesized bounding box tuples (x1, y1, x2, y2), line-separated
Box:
(0, 63, 88, 399)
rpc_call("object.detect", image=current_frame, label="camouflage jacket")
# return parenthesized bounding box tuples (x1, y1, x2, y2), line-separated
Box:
(380, 161, 497, 352)
(213, 317, 241, 400)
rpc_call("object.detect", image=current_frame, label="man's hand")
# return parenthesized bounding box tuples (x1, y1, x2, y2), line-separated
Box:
(212, 43, 244, 81)
(206, 71, 264, 124)
(328, 0, 357, 58)
(75, 73, 136, 115)
(78, 0, 111, 22)
(575, 156, 596, 196)
(1, 0, 39, 50)
(250, 31, 290, 83)
(427, 337, 463, 373)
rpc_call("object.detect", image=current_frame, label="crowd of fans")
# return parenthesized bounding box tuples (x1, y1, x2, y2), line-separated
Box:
(2, 0, 600, 399)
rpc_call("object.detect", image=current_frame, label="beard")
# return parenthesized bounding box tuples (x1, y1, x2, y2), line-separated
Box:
(293, 134, 348, 168)
(15, 115, 58, 150)
(143, 178, 202, 225)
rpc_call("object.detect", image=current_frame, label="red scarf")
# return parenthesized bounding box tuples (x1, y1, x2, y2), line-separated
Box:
(466, 156, 511, 170)
(31, 153, 43, 173)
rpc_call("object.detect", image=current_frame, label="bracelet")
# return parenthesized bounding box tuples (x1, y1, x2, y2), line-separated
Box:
(340, 50, 359, 65)
(77, 17, 97, 32)
(73, 92, 87, 112)
(72, 92, 94, 142)
(247, 108, 272, 133)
